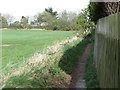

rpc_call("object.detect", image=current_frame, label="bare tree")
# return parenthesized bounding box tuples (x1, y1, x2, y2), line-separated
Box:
(104, 2, 120, 15)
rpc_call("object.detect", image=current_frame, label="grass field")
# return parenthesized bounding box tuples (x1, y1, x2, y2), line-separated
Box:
(1, 29, 92, 88)
(2, 32, 90, 88)
(1, 30, 74, 75)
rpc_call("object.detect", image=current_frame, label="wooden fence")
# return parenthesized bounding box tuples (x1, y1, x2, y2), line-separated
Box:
(94, 12, 120, 88)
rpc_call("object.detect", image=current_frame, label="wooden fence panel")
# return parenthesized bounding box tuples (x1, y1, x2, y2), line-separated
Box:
(94, 12, 120, 88)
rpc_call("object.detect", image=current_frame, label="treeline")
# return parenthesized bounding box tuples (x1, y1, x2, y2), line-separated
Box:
(0, 7, 94, 31)
(1, 1, 119, 31)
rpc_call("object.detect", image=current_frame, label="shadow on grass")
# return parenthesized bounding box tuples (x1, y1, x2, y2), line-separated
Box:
(58, 38, 90, 75)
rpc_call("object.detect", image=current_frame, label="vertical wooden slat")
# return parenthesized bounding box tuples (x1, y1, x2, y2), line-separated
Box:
(117, 13, 119, 83)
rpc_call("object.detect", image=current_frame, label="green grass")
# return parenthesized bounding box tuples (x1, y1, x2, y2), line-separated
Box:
(3, 35, 90, 88)
(1, 30, 74, 74)
(2, 29, 95, 88)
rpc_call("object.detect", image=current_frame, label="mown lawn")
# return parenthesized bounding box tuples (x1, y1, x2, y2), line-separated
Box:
(1, 30, 74, 74)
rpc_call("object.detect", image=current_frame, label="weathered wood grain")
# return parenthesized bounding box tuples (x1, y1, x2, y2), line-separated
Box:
(94, 12, 120, 88)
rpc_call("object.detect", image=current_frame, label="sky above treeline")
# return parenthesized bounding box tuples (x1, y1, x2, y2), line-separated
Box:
(0, 0, 90, 20)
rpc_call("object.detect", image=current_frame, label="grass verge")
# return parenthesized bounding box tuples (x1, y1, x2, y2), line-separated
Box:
(84, 44, 100, 88)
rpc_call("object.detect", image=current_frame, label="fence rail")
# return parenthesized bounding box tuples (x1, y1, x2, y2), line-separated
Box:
(94, 12, 120, 88)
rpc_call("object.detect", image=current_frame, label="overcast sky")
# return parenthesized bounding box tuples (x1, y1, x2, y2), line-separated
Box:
(0, 0, 90, 20)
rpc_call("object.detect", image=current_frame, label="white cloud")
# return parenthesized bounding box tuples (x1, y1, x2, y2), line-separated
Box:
(0, 0, 90, 20)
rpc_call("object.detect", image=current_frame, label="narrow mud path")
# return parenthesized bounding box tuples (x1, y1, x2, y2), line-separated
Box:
(69, 43, 92, 88)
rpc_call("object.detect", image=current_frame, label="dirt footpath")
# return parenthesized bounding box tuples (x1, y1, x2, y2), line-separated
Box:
(69, 43, 92, 88)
